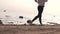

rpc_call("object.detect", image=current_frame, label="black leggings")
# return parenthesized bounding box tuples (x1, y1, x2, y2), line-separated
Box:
(32, 5, 44, 25)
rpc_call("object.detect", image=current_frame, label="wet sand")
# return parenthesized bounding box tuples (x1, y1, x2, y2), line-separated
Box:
(0, 25, 60, 34)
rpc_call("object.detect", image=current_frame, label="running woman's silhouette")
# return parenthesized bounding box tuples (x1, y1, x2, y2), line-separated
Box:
(32, 0, 48, 25)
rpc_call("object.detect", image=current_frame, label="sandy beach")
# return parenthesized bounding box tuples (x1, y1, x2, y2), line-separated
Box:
(0, 25, 60, 34)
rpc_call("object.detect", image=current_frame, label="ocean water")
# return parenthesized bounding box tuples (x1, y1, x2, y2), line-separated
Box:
(0, 10, 60, 25)
(0, 0, 60, 25)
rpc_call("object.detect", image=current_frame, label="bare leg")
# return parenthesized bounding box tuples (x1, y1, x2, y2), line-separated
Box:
(39, 15, 42, 25)
(38, 5, 44, 25)
(32, 15, 39, 22)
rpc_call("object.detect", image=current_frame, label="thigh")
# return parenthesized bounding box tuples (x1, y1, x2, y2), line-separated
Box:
(38, 6, 44, 14)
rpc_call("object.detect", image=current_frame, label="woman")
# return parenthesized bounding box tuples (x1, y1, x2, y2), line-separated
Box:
(32, 0, 48, 25)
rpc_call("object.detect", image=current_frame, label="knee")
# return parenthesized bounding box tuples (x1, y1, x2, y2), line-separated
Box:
(35, 15, 39, 17)
(38, 14, 41, 17)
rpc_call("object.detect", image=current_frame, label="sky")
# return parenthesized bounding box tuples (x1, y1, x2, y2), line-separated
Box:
(0, 0, 60, 25)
